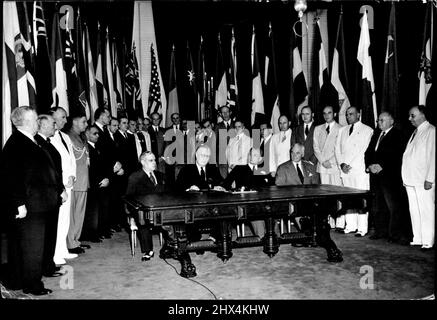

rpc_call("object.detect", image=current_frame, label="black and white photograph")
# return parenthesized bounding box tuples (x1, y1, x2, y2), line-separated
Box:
(0, 0, 435, 309)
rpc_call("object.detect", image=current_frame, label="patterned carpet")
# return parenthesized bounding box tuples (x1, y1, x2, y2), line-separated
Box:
(1, 229, 434, 300)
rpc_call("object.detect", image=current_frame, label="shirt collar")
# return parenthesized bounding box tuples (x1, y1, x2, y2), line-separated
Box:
(88, 141, 96, 148)
(95, 122, 104, 131)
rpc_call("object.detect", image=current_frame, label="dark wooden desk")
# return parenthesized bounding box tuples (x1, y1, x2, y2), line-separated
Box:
(124, 185, 372, 277)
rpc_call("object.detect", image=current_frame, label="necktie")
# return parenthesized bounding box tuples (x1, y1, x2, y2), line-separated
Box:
(59, 131, 69, 153)
(46, 137, 51, 143)
(200, 167, 206, 182)
(375, 131, 386, 150)
(326, 125, 330, 135)
(149, 173, 157, 186)
(349, 124, 354, 136)
(305, 125, 309, 137)
(137, 132, 147, 152)
(409, 129, 417, 143)
(281, 132, 286, 142)
(296, 163, 304, 184)
(225, 122, 229, 130)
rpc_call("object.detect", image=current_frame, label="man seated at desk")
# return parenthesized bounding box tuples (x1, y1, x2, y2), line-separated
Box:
(276, 143, 343, 262)
(175, 145, 226, 242)
(125, 151, 166, 262)
(223, 147, 274, 238)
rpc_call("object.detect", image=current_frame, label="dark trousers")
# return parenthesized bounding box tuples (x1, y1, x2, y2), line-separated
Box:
(137, 225, 153, 254)
(6, 212, 46, 291)
(109, 176, 127, 229)
(82, 189, 99, 239)
(371, 176, 412, 240)
(42, 209, 59, 276)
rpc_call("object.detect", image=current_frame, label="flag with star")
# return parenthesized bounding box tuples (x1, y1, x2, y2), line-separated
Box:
(125, 43, 143, 119)
(197, 35, 208, 121)
(147, 44, 163, 118)
(184, 41, 198, 121)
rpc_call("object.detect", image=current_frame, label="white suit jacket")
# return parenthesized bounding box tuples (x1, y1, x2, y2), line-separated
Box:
(313, 121, 342, 175)
(402, 121, 435, 186)
(335, 121, 373, 178)
(226, 133, 252, 167)
(50, 130, 76, 187)
(270, 128, 292, 173)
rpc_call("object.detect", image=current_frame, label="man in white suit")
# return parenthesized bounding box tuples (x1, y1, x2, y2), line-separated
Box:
(226, 120, 252, 171)
(313, 106, 344, 229)
(402, 105, 435, 250)
(335, 106, 373, 236)
(50, 107, 78, 265)
(270, 115, 293, 176)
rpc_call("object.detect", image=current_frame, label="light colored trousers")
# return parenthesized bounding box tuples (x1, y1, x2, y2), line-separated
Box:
(53, 188, 72, 263)
(321, 173, 345, 229)
(341, 174, 369, 235)
(405, 184, 435, 247)
(67, 191, 88, 249)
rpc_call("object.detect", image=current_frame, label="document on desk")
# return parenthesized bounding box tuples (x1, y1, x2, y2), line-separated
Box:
(231, 190, 258, 194)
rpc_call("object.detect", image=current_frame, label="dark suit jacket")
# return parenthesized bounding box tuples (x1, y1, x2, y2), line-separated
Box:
(148, 126, 166, 160)
(223, 165, 274, 190)
(364, 127, 407, 183)
(275, 160, 319, 186)
(176, 164, 223, 191)
(125, 169, 166, 196)
(114, 130, 138, 175)
(34, 134, 64, 195)
(88, 142, 111, 190)
(291, 123, 318, 165)
(94, 124, 119, 175)
(1, 130, 60, 218)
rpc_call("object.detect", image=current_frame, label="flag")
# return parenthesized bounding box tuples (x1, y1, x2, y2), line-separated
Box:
(251, 25, 264, 127)
(264, 23, 280, 134)
(418, 1, 434, 107)
(331, 8, 350, 126)
(226, 27, 239, 117)
(75, 8, 91, 119)
(197, 35, 208, 121)
(16, 2, 36, 109)
(357, 10, 377, 127)
(95, 22, 107, 109)
(112, 39, 123, 107)
(32, 1, 53, 114)
(125, 42, 143, 119)
(84, 23, 98, 123)
(50, 9, 69, 113)
(105, 27, 118, 117)
(215, 32, 227, 117)
(166, 44, 179, 127)
(291, 22, 308, 123)
(3, 2, 35, 113)
(147, 44, 163, 120)
(381, 2, 399, 121)
(131, 1, 166, 125)
(184, 41, 198, 121)
(2, 11, 12, 145)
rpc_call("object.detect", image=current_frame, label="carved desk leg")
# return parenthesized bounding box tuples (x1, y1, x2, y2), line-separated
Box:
(263, 216, 279, 258)
(317, 199, 343, 263)
(217, 221, 233, 262)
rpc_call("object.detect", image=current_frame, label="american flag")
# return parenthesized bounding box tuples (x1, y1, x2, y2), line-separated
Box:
(147, 43, 162, 115)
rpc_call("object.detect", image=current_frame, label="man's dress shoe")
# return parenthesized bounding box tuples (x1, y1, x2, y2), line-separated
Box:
(23, 287, 53, 296)
(68, 247, 85, 254)
(141, 251, 154, 261)
(80, 244, 91, 249)
(421, 245, 433, 252)
(327, 248, 343, 263)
